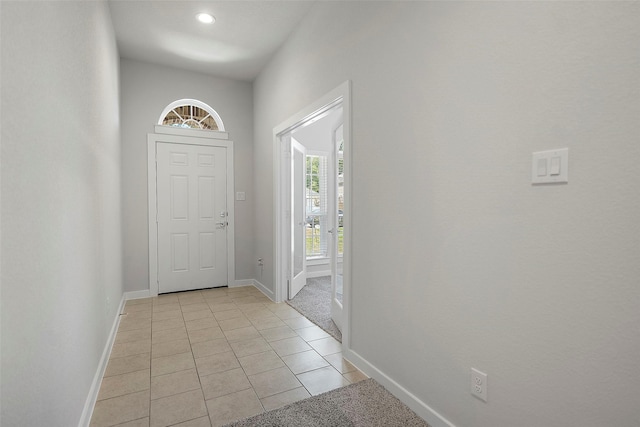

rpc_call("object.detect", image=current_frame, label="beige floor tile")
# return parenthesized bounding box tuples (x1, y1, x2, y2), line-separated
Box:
(229, 337, 272, 358)
(260, 387, 310, 412)
(111, 339, 152, 358)
(343, 369, 368, 384)
(98, 369, 150, 401)
(223, 326, 261, 342)
(206, 388, 263, 427)
(191, 338, 232, 359)
(268, 336, 311, 357)
(200, 287, 228, 297)
(238, 302, 273, 316)
(150, 389, 207, 427)
(209, 302, 237, 313)
(181, 302, 211, 313)
(91, 390, 150, 427)
(237, 350, 285, 376)
(281, 350, 329, 375)
(188, 326, 225, 344)
(171, 416, 211, 427)
(151, 317, 185, 331)
(105, 353, 151, 377)
(151, 352, 195, 377)
(213, 309, 243, 321)
(269, 306, 301, 318)
(121, 310, 153, 321)
(183, 309, 213, 322)
(296, 365, 349, 396)
(126, 298, 153, 306)
(119, 317, 152, 332)
(200, 367, 251, 400)
(113, 417, 149, 427)
(124, 302, 153, 313)
(185, 317, 220, 332)
(178, 295, 205, 306)
(307, 336, 342, 356)
(194, 351, 240, 377)
(152, 338, 191, 359)
(259, 326, 298, 342)
(204, 295, 233, 305)
(323, 352, 357, 374)
(115, 327, 152, 344)
(151, 368, 201, 400)
(153, 302, 181, 313)
(152, 326, 188, 344)
(251, 317, 286, 331)
(296, 325, 330, 342)
(154, 294, 179, 305)
(218, 316, 252, 331)
(151, 310, 183, 323)
(247, 366, 302, 398)
(231, 296, 261, 305)
(242, 308, 276, 321)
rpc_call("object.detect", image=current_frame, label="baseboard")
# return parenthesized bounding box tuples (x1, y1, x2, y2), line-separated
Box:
(251, 279, 276, 302)
(343, 348, 456, 427)
(77, 294, 126, 427)
(231, 279, 254, 288)
(306, 270, 331, 279)
(124, 289, 151, 300)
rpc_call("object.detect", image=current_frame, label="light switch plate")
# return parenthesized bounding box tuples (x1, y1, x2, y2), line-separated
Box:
(532, 148, 568, 184)
(236, 191, 246, 201)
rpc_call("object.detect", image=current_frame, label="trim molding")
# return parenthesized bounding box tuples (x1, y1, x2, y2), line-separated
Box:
(251, 279, 275, 302)
(77, 295, 126, 427)
(343, 349, 456, 427)
(124, 290, 151, 300)
(231, 279, 254, 288)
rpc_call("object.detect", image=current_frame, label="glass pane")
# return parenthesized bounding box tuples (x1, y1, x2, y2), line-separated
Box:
(293, 148, 305, 277)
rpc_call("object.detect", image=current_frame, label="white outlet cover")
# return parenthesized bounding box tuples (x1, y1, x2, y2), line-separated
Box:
(471, 368, 488, 402)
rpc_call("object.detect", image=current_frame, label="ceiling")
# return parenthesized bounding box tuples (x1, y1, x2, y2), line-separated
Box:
(108, 1, 315, 82)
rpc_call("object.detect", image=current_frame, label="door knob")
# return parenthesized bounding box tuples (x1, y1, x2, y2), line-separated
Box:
(215, 222, 227, 229)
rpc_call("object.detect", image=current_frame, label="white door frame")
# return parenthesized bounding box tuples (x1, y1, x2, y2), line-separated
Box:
(273, 81, 352, 350)
(148, 125, 235, 296)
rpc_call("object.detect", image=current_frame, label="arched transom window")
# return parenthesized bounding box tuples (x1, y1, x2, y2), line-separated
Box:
(158, 99, 225, 131)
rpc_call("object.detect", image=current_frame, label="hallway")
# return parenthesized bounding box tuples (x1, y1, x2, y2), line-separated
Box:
(90, 286, 366, 427)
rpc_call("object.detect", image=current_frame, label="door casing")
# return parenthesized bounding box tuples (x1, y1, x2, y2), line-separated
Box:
(273, 81, 352, 350)
(148, 126, 235, 296)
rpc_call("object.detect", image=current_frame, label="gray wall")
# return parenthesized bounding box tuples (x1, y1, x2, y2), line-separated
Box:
(253, 2, 640, 426)
(120, 59, 254, 292)
(1, 2, 122, 425)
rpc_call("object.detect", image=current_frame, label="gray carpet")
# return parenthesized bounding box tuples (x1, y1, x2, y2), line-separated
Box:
(287, 276, 342, 342)
(223, 378, 430, 427)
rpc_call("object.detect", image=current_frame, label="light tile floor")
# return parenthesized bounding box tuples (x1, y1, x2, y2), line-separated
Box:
(91, 286, 367, 427)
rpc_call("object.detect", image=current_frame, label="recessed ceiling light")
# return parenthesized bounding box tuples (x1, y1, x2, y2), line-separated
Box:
(196, 13, 215, 24)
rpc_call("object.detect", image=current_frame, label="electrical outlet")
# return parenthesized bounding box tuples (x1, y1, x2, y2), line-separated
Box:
(471, 368, 488, 402)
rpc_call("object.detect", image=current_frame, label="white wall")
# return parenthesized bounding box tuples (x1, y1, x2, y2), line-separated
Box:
(253, 2, 640, 426)
(1, 2, 122, 425)
(120, 59, 254, 292)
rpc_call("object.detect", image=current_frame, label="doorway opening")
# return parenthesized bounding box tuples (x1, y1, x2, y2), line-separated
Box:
(274, 81, 351, 348)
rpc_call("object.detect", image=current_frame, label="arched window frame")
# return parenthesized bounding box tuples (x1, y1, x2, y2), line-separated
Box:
(158, 99, 225, 132)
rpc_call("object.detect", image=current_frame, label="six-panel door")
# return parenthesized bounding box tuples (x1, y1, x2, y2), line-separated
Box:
(157, 142, 227, 293)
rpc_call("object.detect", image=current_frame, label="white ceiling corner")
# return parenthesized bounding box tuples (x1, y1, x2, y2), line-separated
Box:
(108, 0, 315, 81)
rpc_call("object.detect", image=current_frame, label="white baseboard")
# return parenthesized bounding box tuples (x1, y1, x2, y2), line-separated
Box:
(343, 348, 456, 427)
(124, 289, 151, 300)
(231, 279, 254, 288)
(77, 295, 126, 427)
(251, 279, 276, 302)
(306, 270, 331, 279)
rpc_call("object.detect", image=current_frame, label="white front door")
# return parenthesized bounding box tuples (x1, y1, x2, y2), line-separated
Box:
(289, 139, 307, 299)
(156, 142, 228, 293)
